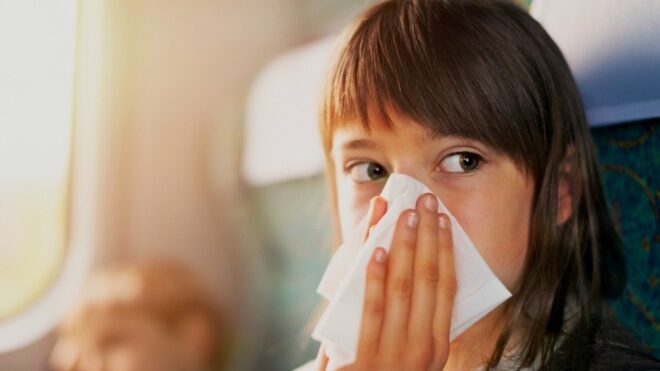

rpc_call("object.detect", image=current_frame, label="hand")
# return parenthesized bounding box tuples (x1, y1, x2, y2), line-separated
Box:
(317, 193, 456, 371)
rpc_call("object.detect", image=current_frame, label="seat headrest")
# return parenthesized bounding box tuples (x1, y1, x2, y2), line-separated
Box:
(242, 36, 338, 186)
(531, 0, 660, 126)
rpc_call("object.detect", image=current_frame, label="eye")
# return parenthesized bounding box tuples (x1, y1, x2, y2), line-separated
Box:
(439, 152, 483, 173)
(348, 162, 389, 183)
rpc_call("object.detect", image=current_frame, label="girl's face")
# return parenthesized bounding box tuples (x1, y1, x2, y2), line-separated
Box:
(331, 112, 535, 290)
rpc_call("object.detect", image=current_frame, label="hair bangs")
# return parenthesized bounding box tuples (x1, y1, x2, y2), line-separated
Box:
(322, 1, 550, 179)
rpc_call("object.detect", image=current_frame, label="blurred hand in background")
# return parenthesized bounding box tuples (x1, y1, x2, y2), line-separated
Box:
(48, 261, 228, 371)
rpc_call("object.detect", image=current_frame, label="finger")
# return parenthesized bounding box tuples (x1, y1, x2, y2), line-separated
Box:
(379, 209, 419, 354)
(356, 247, 388, 358)
(316, 345, 329, 371)
(408, 194, 439, 349)
(362, 196, 388, 243)
(431, 213, 456, 368)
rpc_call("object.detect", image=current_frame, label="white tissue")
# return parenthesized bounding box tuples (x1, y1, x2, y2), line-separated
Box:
(311, 174, 511, 370)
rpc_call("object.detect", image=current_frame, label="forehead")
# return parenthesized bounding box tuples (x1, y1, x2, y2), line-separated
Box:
(330, 108, 439, 151)
(331, 120, 434, 152)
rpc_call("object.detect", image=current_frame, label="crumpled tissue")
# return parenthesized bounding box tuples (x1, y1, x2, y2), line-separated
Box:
(311, 174, 511, 370)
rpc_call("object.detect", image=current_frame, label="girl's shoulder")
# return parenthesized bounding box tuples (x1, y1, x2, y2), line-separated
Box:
(589, 344, 660, 370)
(545, 311, 659, 371)
(588, 316, 660, 370)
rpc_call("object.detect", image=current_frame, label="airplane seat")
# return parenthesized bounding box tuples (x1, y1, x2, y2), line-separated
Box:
(590, 118, 659, 356)
(532, 0, 660, 356)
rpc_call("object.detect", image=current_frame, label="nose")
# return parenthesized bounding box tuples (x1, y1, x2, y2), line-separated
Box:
(389, 166, 432, 187)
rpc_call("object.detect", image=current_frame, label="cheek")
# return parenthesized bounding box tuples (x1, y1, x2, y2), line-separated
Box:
(439, 179, 534, 290)
(336, 177, 372, 241)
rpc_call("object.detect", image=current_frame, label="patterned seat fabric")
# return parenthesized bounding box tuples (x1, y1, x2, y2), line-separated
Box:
(591, 118, 660, 356)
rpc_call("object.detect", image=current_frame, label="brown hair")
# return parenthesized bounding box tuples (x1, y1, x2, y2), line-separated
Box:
(320, 0, 626, 368)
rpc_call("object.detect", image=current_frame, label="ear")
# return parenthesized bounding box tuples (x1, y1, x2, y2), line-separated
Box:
(556, 156, 574, 225)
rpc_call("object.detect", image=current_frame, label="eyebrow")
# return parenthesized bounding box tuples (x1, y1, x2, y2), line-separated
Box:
(340, 139, 379, 151)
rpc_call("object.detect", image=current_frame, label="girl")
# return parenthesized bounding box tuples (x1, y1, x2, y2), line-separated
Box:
(309, 0, 659, 370)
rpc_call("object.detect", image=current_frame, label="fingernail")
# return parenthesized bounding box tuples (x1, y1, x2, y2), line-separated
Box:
(407, 211, 419, 228)
(374, 248, 387, 263)
(438, 214, 449, 229)
(423, 194, 437, 211)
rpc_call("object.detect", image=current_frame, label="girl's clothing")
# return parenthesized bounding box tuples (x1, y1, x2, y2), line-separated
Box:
(545, 313, 659, 371)
(294, 312, 659, 370)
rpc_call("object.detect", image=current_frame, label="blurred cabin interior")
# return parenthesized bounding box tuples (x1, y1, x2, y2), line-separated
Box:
(0, 0, 657, 371)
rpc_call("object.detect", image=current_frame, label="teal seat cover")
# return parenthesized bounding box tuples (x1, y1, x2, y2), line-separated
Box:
(591, 118, 660, 357)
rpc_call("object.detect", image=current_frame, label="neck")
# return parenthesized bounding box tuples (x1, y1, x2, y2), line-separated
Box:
(444, 305, 509, 371)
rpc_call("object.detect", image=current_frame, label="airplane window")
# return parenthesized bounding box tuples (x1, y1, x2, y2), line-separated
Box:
(0, 0, 78, 321)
